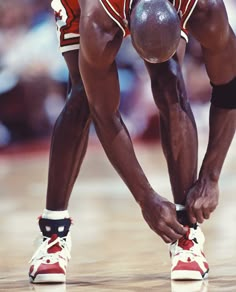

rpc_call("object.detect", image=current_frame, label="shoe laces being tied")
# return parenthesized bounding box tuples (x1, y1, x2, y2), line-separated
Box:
(171, 224, 205, 259)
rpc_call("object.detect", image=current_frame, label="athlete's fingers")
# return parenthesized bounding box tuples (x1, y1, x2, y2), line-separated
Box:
(161, 234, 174, 244)
(171, 221, 188, 236)
(187, 206, 197, 224)
(194, 208, 204, 224)
(203, 210, 210, 220)
(162, 221, 187, 242)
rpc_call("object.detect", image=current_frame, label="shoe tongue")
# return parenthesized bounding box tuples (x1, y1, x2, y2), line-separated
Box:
(48, 234, 62, 253)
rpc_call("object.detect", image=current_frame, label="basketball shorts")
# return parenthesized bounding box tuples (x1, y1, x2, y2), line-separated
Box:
(51, 0, 198, 53)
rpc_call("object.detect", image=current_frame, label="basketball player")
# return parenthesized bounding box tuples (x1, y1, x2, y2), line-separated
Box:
(29, 0, 236, 284)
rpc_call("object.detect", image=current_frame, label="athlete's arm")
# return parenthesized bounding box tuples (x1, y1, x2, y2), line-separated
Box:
(185, 0, 236, 224)
(186, 105, 235, 223)
(78, 1, 187, 242)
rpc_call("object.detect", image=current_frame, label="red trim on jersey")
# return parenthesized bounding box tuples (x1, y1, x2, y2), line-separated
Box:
(100, 0, 124, 26)
(125, 0, 131, 22)
(59, 0, 80, 47)
(170, 0, 198, 35)
(174, 0, 181, 12)
(100, 0, 131, 36)
(181, 0, 196, 27)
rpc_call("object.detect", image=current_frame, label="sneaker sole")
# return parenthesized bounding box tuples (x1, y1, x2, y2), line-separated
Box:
(171, 270, 208, 280)
(29, 273, 66, 283)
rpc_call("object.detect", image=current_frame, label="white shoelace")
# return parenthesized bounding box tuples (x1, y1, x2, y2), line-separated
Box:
(29, 236, 71, 263)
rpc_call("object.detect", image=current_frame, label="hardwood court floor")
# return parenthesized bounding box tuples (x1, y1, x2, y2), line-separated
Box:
(0, 134, 235, 292)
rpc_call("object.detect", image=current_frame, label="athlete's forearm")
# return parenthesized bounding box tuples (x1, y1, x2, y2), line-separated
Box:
(79, 52, 156, 204)
(95, 112, 155, 203)
(199, 105, 236, 182)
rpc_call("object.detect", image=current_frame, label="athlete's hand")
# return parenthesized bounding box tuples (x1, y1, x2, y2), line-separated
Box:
(186, 178, 219, 224)
(139, 193, 187, 243)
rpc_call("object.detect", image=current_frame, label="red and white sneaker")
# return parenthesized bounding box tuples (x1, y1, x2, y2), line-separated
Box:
(29, 218, 72, 283)
(169, 224, 209, 280)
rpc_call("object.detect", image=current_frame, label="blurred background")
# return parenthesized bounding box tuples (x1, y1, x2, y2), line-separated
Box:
(0, 0, 236, 149)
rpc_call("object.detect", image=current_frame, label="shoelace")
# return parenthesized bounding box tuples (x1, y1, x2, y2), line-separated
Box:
(29, 235, 71, 263)
(172, 227, 203, 257)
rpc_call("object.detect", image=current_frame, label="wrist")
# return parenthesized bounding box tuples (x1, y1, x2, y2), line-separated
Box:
(135, 189, 158, 206)
(199, 168, 220, 183)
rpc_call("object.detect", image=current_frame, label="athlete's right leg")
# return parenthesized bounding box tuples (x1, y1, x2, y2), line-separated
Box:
(46, 50, 91, 211)
(29, 50, 91, 283)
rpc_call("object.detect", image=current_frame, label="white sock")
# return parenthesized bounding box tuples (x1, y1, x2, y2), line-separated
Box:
(42, 209, 70, 220)
(175, 204, 185, 211)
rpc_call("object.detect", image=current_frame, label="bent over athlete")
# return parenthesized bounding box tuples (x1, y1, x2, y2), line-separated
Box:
(29, 0, 236, 283)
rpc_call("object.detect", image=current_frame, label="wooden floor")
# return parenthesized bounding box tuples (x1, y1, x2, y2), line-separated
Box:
(0, 132, 235, 292)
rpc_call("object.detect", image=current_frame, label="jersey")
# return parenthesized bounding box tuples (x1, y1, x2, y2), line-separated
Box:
(51, 0, 198, 53)
(51, 0, 80, 53)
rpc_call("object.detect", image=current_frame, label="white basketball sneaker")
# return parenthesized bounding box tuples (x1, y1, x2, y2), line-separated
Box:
(29, 217, 72, 283)
(169, 224, 209, 280)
